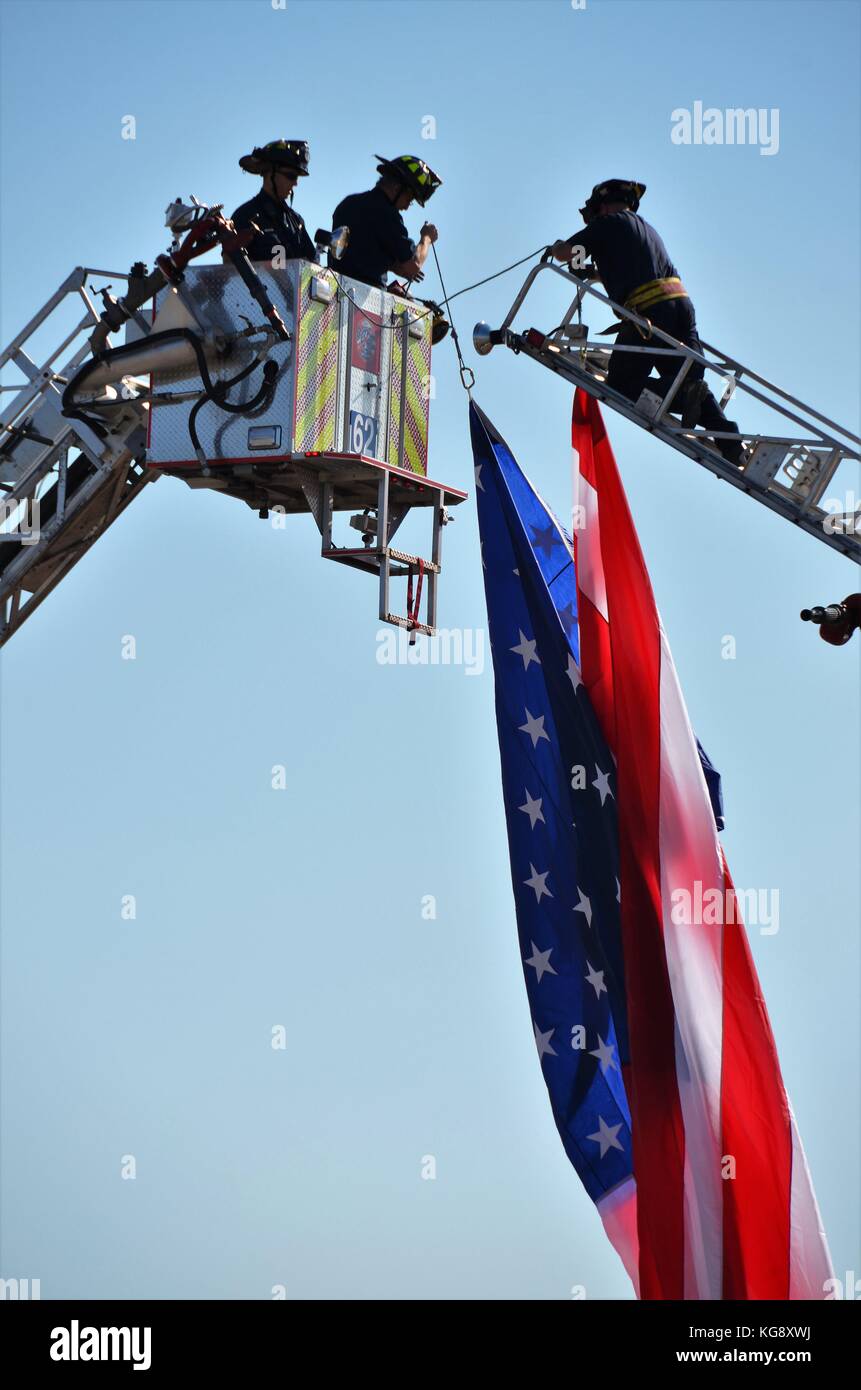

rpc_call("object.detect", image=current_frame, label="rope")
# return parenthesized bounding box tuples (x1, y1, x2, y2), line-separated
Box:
(431, 242, 474, 395)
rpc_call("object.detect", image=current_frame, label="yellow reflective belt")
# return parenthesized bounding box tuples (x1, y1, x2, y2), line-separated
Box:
(625, 276, 688, 310)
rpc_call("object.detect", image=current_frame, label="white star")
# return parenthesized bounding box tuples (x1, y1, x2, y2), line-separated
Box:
(585, 961, 607, 998)
(587, 1115, 624, 1158)
(513, 567, 519, 576)
(589, 1033, 618, 1075)
(573, 887, 592, 926)
(511, 629, 541, 670)
(518, 789, 545, 830)
(524, 863, 553, 903)
(593, 764, 614, 806)
(534, 1021, 558, 1061)
(566, 654, 583, 692)
(519, 708, 550, 748)
(474, 463, 484, 491)
(524, 941, 557, 983)
(615, 876, 621, 903)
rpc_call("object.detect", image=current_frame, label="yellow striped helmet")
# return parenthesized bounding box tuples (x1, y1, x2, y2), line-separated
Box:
(375, 154, 442, 205)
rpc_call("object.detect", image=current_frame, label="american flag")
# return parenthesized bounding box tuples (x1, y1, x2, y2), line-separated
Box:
(470, 392, 833, 1299)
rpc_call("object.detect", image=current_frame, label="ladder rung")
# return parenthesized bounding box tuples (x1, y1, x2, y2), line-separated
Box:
(384, 612, 434, 636)
(387, 548, 441, 573)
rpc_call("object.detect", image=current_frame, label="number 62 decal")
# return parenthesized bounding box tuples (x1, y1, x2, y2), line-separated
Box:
(349, 410, 378, 458)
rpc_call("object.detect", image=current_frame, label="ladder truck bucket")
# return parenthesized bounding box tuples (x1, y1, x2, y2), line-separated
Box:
(0, 198, 467, 649)
(139, 259, 466, 636)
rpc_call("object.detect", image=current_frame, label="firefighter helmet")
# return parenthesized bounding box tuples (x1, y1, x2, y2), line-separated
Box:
(239, 140, 310, 177)
(579, 179, 646, 221)
(375, 154, 442, 205)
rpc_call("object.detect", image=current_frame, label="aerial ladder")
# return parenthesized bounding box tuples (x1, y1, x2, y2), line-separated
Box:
(0, 198, 465, 648)
(474, 258, 861, 565)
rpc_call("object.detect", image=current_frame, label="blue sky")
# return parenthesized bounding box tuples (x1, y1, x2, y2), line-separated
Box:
(1, 0, 858, 1299)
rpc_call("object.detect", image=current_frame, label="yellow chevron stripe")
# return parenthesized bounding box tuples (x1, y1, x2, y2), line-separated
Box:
(388, 327, 404, 465)
(405, 342, 429, 470)
(295, 308, 338, 449)
(402, 428, 421, 474)
(297, 349, 337, 449)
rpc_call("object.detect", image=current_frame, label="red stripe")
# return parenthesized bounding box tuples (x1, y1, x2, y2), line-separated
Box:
(573, 389, 686, 1299)
(720, 853, 793, 1297)
(578, 593, 615, 740)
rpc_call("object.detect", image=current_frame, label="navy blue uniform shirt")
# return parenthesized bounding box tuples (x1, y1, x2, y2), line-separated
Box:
(566, 210, 680, 307)
(330, 187, 416, 287)
(231, 190, 315, 264)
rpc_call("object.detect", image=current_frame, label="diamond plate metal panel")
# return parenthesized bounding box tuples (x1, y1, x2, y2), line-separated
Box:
(148, 264, 298, 465)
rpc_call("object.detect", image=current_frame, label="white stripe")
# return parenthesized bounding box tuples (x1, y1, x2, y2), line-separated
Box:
(597, 1178, 640, 1297)
(788, 1107, 834, 1299)
(572, 453, 608, 620)
(658, 628, 725, 1299)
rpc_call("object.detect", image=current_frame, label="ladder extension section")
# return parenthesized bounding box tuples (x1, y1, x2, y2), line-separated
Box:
(0, 268, 152, 647)
(474, 262, 861, 564)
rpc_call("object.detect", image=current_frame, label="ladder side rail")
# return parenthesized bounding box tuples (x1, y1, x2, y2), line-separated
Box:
(652, 357, 695, 423)
(559, 328, 852, 451)
(611, 338, 854, 455)
(0, 265, 132, 395)
(497, 261, 550, 332)
(551, 329, 855, 457)
(697, 338, 861, 449)
(76, 281, 108, 329)
(0, 445, 140, 598)
(516, 340, 861, 563)
(548, 333, 854, 505)
(0, 269, 89, 372)
(1, 341, 125, 483)
(1, 312, 98, 412)
(0, 458, 150, 649)
(1, 412, 113, 498)
(498, 263, 861, 451)
(38, 307, 105, 377)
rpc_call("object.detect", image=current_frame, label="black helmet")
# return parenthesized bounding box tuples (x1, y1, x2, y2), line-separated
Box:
(239, 140, 310, 177)
(375, 153, 442, 205)
(579, 179, 646, 221)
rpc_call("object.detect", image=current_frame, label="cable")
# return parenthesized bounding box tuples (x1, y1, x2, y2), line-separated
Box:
(329, 243, 549, 335)
(331, 274, 434, 332)
(431, 242, 474, 395)
(445, 246, 549, 304)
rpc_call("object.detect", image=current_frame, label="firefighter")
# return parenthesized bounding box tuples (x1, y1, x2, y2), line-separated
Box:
(550, 180, 744, 466)
(331, 153, 441, 291)
(331, 154, 448, 343)
(231, 140, 315, 265)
